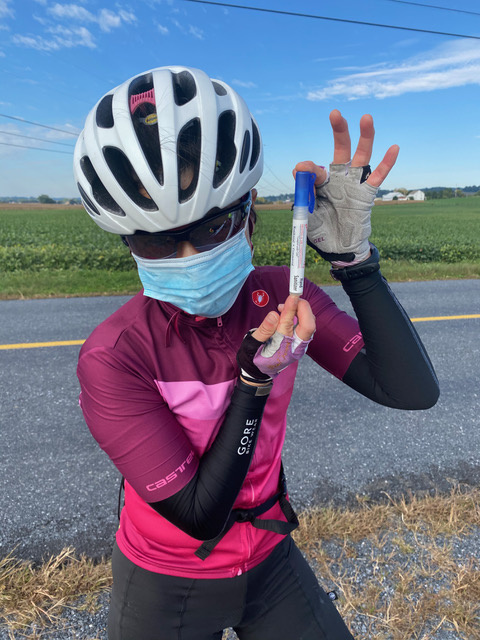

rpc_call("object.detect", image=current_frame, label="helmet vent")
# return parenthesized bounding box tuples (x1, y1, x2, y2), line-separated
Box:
(239, 130, 250, 174)
(96, 94, 114, 128)
(177, 118, 201, 203)
(249, 119, 261, 171)
(129, 73, 154, 98)
(212, 81, 227, 96)
(80, 156, 125, 216)
(213, 110, 236, 188)
(77, 183, 100, 216)
(103, 147, 159, 212)
(128, 74, 164, 186)
(172, 70, 197, 106)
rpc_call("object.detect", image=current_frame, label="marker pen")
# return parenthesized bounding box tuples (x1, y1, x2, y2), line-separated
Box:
(289, 171, 316, 296)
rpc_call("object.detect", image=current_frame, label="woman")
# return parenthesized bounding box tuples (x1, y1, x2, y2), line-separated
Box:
(74, 65, 439, 640)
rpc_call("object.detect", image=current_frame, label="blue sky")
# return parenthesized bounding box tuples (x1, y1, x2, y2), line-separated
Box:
(1, 0, 479, 198)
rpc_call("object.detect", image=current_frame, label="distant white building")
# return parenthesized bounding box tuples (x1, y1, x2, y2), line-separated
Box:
(382, 190, 426, 202)
(382, 191, 407, 201)
(408, 190, 426, 201)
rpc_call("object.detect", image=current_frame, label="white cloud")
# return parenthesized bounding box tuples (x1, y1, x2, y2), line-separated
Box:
(13, 25, 96, 51)
(119, 10, 136, 24)
(254, 108, 277, 115)
(232, 79, 257, 89)
(188, 24, 203, 39)
(157, 23, 169, 35)
(46, 3, 137, 32)
(391, 38, 419, 49)
(0, 123, 78, 161)
(314, 55, 351, 63)
(14, 4, 137, 51)
(43, 125, 80, 140)
(33, 14, 51, 26)
(0, 0, 13, 19)
(12, 34, 51, 50)
(48, 3, 94, 22)
(48, 24, 96, 48)
(98, 8, 121, 32)
(307, 40, 480, 101)
(170, 18, 204, 39)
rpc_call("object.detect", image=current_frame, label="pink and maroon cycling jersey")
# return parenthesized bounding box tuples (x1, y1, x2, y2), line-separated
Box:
(77, 266, 363, 578)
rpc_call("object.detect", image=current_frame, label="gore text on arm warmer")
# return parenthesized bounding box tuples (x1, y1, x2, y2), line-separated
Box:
(148, 380, 270, 540)
(341, 270, 439, 409)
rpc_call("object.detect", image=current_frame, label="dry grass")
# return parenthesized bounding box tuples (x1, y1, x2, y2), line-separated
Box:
(0, 547, 111, 638)
(2, 487, 480, 638)
(304, 535, 480, 639)
(293, 485, 480, 639)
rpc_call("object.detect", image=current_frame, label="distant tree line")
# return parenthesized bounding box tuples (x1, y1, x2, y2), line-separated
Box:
(257, 185, 480, 203)
(37, 194, 81, 205)
(422, 188, 480, 199)
(256, 193, 294, 204)
(2, 185, 479, 207)
(0, 195, 82, 204)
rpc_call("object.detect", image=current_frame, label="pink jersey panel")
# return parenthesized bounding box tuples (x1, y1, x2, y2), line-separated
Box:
(78, 266, 364, 578)
(155, 379, 234, 419)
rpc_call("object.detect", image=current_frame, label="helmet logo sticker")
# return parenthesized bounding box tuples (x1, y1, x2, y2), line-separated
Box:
(252, 290, 269, 307)
(143, 114, 158, 126)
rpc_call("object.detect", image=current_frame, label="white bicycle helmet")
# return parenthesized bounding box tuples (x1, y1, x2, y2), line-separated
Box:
(73, 66, 263, 234)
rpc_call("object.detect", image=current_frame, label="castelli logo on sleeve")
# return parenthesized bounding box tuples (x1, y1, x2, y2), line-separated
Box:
(252, 290, 269, 307)
(343, 332, 363, 352)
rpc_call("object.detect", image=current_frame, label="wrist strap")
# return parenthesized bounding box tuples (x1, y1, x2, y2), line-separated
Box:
(237, 378, 273, 396)
(330, 244, 380, 282)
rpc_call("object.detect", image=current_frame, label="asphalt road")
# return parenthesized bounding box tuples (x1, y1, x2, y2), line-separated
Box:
(0, 280, 479, 563)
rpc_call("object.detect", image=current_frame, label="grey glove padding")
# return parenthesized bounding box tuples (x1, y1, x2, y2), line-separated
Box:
(307, 163, 378, 264)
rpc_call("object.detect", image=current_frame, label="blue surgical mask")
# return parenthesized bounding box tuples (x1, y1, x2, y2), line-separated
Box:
(132, 230, 254, 317)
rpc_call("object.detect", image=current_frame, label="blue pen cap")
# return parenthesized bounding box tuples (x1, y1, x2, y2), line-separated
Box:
(294, 171, 316, 212)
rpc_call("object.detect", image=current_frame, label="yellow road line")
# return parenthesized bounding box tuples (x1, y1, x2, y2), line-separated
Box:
(0, 314, 479, 350)
(412, 314, 480, 322)
(0, 340, 85, 350)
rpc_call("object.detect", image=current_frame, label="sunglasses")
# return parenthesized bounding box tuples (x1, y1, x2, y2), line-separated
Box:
(124, 192, 252, 259)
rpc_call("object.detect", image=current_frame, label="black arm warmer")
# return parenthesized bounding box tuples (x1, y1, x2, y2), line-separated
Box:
(341, 270, 440, 409)
(148, 380, 270, 540)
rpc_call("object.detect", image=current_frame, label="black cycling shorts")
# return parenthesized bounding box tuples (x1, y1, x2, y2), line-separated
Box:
(108, 536, 355, 640)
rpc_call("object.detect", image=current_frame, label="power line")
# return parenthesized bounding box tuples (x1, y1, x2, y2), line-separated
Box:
(381, 0, 480, 18)
(258, 174, 293, 195)
(0, 113, 80, 136)
(264, 162, 292, 192)
(182, 0, 480, 40)
(257, 175, 286, 194)
(0, 141, 73, 155)
(0, 130, 76, 147)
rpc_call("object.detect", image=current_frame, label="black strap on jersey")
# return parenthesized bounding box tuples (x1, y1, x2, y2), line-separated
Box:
(195, 464, 298, 561)
(118, 476, 125, 520)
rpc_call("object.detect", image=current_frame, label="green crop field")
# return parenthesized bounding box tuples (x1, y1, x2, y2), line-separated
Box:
(0, 197, 479, 298)
(254, 198, 480, 264)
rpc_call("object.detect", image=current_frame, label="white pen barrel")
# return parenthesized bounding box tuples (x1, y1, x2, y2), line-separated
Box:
(289, 206, 309, 295)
